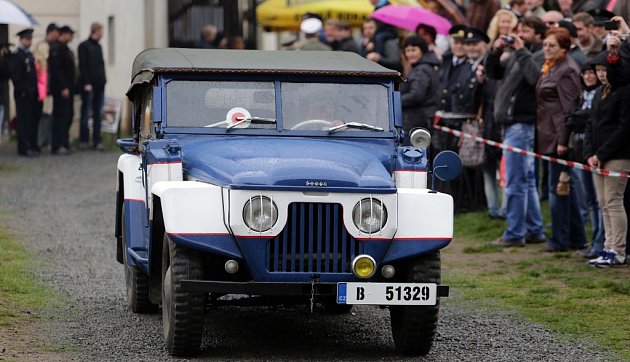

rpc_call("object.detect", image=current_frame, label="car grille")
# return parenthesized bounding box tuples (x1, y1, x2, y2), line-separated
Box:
(267, 203, 361, 273)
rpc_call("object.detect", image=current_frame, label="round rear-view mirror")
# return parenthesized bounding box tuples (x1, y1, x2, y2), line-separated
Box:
(432, 150, 462, 182)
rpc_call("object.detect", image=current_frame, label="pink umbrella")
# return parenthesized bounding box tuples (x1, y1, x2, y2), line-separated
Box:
(371, 5, 452, 35)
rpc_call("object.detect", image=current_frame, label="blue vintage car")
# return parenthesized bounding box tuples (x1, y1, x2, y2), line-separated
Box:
(115, 48, 461, 356)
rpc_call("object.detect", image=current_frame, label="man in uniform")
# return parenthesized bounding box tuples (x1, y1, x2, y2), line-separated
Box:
(437, 25, 470, 114)
(10, 28, 39, 156)
(48, 25, 76, 155)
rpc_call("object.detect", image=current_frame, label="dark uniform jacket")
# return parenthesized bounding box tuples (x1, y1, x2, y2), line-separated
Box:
(78, 37, 106, 87)
(485, 44, 544, 127)
(400, 51, 441, 132)
(10, 46, 38, 98)
(48, 41, 76, 96)
(437, 53, 472, 113)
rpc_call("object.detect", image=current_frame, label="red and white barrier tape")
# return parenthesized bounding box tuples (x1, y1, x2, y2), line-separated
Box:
(432, 122, 630, 178)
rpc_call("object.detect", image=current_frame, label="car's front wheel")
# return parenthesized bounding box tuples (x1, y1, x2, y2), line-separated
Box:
(389, 252, 441, 355)
(162, 234, 205, 356)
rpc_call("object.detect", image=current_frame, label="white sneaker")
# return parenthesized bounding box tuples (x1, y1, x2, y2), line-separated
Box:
(588, 251, 627, 268)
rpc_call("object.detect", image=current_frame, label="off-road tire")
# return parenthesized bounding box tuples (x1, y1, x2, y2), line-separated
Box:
(162, 234, 205, 356)
(122, 208, 156, 313)
(389, 252, 441, 355)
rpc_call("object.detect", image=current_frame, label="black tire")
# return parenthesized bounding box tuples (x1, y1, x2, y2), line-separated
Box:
(389, 252, 441, 356)
(122, 208, 156, 313)
(162, 234, 205, 356)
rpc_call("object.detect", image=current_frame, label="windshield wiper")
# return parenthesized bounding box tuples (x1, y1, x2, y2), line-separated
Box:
(328, 122, 384, 134)
(227, 116, 277, 129)
(205, 116, 277, 129)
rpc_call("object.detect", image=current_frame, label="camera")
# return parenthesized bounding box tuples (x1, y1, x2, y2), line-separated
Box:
(504, 35, 515, 45)
(602, 20, 619, 31)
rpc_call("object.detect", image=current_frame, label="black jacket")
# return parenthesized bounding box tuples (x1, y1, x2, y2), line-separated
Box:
(584, 83, 630, 163)
(336, 37, 359, 54)
(437, 53, 471, 113)
(78, 38, 106, 87)
(401, 52, 441, 132)
(486, 44, 544, 126)
(48, 41, 76, 96)
(10, 47, 38, 98)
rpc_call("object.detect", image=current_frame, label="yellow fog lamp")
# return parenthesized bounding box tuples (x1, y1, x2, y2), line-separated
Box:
(351, 255, 377, 279)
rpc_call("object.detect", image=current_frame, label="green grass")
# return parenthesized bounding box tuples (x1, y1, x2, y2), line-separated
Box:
(447, 206, 630, 360)
(0, 225, 61, 327)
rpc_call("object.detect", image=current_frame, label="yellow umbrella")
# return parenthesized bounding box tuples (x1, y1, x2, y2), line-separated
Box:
(256, 0, 424, 32)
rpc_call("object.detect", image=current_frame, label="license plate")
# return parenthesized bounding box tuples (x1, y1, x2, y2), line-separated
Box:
(337, 283, 437, 305)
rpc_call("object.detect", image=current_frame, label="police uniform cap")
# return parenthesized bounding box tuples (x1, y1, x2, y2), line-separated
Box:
(300, 18, 323, 35)
(16, 28, 33, 39)
(449, 24, 468, 39)
(558, 20, 577, 38)
(464, 27, 490, 43)
(587, 9, 615, 24)
(59, 25, 75, 34)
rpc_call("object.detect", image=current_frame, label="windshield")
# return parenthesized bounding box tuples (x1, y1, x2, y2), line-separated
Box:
(166, 80, 276, 129)
(281, 82, 389, 131)
(165, 80, 390, 132)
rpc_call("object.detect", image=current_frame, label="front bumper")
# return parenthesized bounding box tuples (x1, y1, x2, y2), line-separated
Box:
(181, 280, 450, 298)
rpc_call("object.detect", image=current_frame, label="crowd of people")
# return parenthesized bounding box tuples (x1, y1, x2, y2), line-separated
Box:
(290, 0, 630, 268)
(0, 21, 107, 156)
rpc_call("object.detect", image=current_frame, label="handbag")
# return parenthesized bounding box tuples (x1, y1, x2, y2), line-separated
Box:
(458, 105, 486, 168)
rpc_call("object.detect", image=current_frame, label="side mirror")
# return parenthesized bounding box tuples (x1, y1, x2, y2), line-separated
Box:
(116, 138, 139, 155)
(430, 150, 462, 192)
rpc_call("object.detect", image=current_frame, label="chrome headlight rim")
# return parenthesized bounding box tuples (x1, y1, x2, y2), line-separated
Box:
(352, 197, 387, 234)
(409, 127, 432, 149)
(243, 195, 278, 232)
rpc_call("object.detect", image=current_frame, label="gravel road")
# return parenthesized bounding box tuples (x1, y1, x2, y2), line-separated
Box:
(0, 148, 619, 361)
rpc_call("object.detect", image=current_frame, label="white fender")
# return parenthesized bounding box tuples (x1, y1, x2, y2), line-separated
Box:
(395, 189, 453, 239)
(117, 154, 144, 202)
(152, 181, 229, 235)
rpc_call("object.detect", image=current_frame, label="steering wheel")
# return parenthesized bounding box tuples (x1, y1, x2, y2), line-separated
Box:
(290, 119, 333, 131)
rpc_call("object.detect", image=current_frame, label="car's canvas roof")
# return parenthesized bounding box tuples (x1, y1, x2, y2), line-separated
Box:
(127, 48, 400, 98)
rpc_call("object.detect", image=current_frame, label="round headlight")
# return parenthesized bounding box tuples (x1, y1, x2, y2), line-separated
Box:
(243, 196, 278, 232)
(352, 198, 387, 234)
(409, 128, 431, 149)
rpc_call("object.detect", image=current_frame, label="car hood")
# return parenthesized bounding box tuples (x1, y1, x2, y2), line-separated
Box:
(181, 137, 395, 192)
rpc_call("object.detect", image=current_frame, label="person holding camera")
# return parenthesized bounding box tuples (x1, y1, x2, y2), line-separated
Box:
(486, 17, 547, 248)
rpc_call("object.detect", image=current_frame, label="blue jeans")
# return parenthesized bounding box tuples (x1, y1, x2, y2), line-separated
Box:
(502, 123, 545, 241)
(80, 84, 105, 145)
(547, 162, 587, 250)
(576, 169, 605, 252)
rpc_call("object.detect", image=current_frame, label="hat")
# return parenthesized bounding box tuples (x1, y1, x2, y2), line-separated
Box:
(464, 27, 490, 43)
(449, 24, 468, 39)
(300, 18, 323, 35)
(16, 28, 33, 39)
(59, 25, 75, 34)
(587, 9, 615, 25)
(590, 50, 608, 68)
(558, 20, 577, 38)
(46, 22, 59, 33)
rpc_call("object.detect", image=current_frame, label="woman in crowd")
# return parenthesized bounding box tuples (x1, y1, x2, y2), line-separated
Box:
(399, 35, 440, 146)
(486, 9, 518, 44)
(535, 27, 587, 252)
(585, 50, 630, 267)
(569, 62, 605, 259)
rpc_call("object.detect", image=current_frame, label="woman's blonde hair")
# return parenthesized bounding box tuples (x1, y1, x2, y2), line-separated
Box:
(487, 9, 518, 44)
